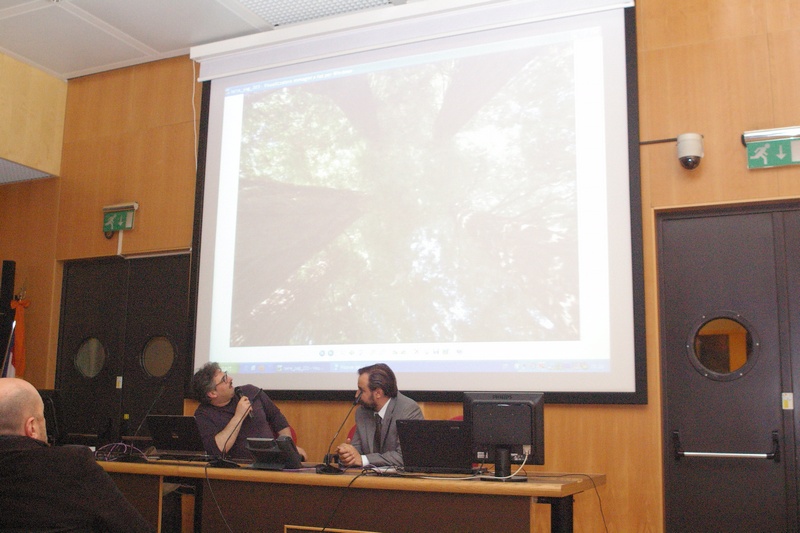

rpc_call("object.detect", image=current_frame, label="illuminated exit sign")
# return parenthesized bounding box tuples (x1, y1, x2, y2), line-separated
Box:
(103, 210, 135, 232)
(746, 139, 800, 169)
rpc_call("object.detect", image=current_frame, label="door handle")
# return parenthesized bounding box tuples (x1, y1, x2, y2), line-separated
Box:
(672, 430, 780, 463)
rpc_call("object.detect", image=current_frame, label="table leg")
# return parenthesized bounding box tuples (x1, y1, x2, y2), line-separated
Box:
(539, 496, 574, 533)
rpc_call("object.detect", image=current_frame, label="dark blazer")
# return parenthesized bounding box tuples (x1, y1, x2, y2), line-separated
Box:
(350, 391, 423, 467)
(0, 435, 154, 532)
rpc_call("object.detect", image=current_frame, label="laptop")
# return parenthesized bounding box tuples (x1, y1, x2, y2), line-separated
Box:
(396, 419, 476, 474)
(146, 415, 211, 461)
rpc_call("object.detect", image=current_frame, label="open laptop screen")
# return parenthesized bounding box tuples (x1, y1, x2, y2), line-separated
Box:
(396, 419, 475, 474)
(146, 415, 209, 458)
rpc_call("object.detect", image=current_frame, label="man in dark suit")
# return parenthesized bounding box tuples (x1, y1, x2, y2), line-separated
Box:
(337, 363, 423, 467)
(0, 377, 153, 532)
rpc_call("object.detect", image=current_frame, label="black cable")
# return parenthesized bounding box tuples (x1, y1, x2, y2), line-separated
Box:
(203, 463, 234, 533)
(526, 472, 609, 533)
(579, 473, 609, 533)
(320, 470, 367, 532)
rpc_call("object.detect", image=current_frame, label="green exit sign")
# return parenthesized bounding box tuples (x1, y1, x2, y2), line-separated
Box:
(746, 139, 800, 169)
(103, 210, 135, 232)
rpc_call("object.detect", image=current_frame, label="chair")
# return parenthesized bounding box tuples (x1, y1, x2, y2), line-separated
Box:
(347, 424, 357, 441)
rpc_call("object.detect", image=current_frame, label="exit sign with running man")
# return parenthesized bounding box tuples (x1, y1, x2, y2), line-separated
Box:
(746, 138, 800, 169)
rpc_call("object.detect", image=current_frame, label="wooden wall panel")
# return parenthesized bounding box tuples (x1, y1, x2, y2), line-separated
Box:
(57, 56, 201, 260)
(0, 52, 66, 175)
(0, 178, 61, 387)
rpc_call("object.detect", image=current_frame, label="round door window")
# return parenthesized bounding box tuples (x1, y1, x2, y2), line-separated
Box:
(74, 337, 106, 378)
(688, 313, 759, 381)
(141, 336, 175, 378)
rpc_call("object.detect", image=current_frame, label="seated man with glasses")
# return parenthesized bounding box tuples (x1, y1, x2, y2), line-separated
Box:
(191, 362, 306, 461)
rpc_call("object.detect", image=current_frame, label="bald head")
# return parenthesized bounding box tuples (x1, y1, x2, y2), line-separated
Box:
(0, 378, 47, 441)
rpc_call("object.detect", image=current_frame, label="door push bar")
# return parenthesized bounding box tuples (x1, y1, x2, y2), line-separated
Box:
(672, 430, 780, 463)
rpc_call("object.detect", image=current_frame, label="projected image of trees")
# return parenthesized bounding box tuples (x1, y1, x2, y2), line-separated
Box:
(230, 40, 578, 347)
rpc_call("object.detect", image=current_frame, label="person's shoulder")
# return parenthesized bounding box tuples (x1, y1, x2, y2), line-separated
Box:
(396, 392, 420, 405)
(241, 384, 261, 395)
(49, 444, 96, 460)
(395, 393, 424, 417)
(30, 444, 100, 475)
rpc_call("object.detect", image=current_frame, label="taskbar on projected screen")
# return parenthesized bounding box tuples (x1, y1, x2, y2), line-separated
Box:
(228, 360, 610, 374)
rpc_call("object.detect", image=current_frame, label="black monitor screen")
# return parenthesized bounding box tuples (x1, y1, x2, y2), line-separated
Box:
(463, 391, 544, 480)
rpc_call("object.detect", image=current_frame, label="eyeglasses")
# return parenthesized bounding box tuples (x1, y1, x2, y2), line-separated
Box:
(213, 371, 229, 388)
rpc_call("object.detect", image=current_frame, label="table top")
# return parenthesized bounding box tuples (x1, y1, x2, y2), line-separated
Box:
(100, 460, 604, 498)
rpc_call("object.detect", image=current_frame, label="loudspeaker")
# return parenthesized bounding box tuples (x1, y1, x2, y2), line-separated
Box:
(0, 260, 16, 368)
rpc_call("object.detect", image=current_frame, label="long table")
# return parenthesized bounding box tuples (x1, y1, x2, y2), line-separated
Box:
(101, 461, 604, 533)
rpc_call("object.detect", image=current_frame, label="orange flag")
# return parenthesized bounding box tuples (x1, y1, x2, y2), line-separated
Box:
(10, 299, 30, 377)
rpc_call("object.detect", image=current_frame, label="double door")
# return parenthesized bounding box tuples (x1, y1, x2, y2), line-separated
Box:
(658, 203, 800, 531)
(56, 255, 192, 445)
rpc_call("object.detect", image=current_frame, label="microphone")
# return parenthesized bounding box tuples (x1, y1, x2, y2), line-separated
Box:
(209, 388, 249, 469)
(133, 383, 167, 438)
(316, 391, 362, 475)
(235, 386, 254, 418)
(110, 383, 166, 463)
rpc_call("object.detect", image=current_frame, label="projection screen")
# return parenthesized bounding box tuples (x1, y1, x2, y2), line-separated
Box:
(191, 0, 644, 403)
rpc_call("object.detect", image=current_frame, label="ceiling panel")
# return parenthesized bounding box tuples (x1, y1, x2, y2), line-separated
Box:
(0, 0, 412, 80)
(70, 0, 268, 53)
(0, 6, 145, 76)
(0, 0, 412, 184)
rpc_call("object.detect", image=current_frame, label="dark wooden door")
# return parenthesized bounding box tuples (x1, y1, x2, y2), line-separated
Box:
(56, 255, 191, 446)
(658, 204, 799, 532)
(57, 258, 127, 444)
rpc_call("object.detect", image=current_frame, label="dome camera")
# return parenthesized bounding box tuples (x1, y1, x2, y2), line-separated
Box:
(676, 133, 704, 170)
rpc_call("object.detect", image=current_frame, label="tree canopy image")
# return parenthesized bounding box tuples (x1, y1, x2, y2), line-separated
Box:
(230, 39, 579, 347)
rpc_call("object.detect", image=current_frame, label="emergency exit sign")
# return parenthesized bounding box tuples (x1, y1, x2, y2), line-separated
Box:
(746, 139, 800, 169)
(103, 210, 135, 232)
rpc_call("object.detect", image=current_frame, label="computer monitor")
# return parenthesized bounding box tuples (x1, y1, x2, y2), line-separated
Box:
(463, 391, 545, 482)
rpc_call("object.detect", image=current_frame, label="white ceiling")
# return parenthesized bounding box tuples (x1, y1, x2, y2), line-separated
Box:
(0, 0, 408, 184)
(0, 0, 409, 80)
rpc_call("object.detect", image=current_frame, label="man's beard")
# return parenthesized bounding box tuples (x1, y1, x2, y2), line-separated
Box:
(359, 398, 378, 411)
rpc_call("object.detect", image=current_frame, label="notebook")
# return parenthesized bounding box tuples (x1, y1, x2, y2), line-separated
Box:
(396, 419, 476, 474)
(146, 415, 211, 460)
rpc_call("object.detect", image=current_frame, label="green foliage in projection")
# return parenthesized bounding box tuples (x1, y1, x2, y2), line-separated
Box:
(231, 39, 579, 347)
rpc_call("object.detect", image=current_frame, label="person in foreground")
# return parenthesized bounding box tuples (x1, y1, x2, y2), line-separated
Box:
(192, 362, 307, 461)
(0, 377, 154, 532)
(337, 363, 423, 468)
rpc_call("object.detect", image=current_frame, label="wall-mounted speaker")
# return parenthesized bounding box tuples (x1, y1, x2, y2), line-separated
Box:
(0, 260, 16, 366)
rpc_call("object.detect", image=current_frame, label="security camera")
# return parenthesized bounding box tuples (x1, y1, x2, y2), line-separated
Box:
(676, 133, 704, 170)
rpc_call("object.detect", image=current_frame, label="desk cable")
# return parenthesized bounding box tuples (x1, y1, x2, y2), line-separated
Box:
(320, 470, 369, 532)
(526, 471, 609, 533)
(202, 410, 250, 533)
(203, 463, 235, 533)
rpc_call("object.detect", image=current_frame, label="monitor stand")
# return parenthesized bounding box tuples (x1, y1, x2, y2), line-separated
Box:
(482, 447, 527, 482)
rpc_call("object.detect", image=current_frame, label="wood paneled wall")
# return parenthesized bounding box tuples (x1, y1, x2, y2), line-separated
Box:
(1, 1, 799, 530)
(57, 57, 201, 259)
(0, 52, 66, 175)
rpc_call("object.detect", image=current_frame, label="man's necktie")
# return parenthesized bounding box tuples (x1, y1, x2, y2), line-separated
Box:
(373, 413, 382, 453)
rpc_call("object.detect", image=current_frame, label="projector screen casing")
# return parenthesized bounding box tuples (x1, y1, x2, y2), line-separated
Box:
(189, 2, 646, 404)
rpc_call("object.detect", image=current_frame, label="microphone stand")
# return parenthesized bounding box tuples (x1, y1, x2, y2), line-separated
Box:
(115, 383, 166, 463)
(316, 392, 362, 475)
(208, 393, 250, 469)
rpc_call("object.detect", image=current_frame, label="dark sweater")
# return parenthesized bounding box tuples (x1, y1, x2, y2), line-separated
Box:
(0, 435, 154, 532)
(194, 384, 289, 460)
